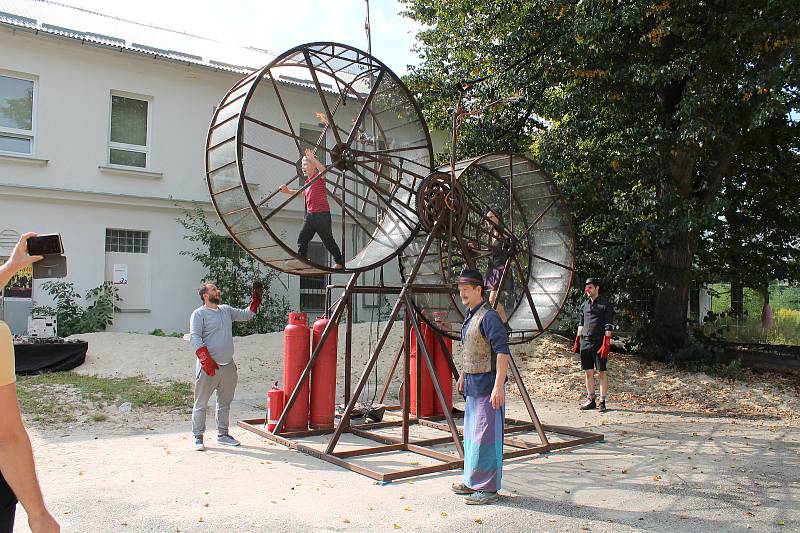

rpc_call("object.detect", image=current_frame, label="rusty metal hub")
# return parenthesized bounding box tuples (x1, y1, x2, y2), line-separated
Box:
(417, 172, 468, 236)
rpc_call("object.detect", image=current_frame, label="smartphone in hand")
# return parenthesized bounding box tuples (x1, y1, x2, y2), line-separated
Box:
(27, 233, 64, 256)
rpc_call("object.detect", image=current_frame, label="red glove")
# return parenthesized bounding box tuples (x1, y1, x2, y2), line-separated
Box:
(249, 281, 263, 313)
(598, 336, 611, 359)
(196, 346, 219, 376)
(572, 335, 580, 353)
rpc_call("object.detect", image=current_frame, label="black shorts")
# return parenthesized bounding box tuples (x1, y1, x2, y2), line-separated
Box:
(580, 337, 607, 372)
(0, 471, 17, 532)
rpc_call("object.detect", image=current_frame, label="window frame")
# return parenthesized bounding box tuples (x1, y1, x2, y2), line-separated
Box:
(107, 90, 153, 170)
(105, 228, 150, 254)
(0, 70, 37, 156)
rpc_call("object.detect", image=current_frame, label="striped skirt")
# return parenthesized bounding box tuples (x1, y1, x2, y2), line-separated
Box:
(463, 393, 504, 492)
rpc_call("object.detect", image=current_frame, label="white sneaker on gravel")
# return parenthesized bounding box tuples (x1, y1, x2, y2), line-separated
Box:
(217, 434, 240, 446)
(193, 436, 205, 451)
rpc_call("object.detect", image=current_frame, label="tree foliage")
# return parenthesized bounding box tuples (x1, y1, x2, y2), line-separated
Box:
(403, 0, 800, 353)
(176, 203, 290, 335)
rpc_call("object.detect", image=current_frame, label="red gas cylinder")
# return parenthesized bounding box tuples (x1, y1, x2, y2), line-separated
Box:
(310, 316, 338, 429)
(409, 319, 435, 418)
(283, 312, 310, 431)
(266, 382, 284, 433)
(432, 316, 453, 416)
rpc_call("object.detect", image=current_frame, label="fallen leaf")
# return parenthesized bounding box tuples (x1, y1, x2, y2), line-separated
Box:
(622, 469, 629, 474)
(440, 512, 448, 517)
(776, 520, 785, 526)
(746, 512, 754, 517)
(652, 475, 662, 481)
(474, 517, 483, 524)
(343, 518, 350, 524)
(393, 524, 401, 530)
(403, 507, 412, 511)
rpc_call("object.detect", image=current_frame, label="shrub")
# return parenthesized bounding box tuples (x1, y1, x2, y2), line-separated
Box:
(32, 281, 121, 337)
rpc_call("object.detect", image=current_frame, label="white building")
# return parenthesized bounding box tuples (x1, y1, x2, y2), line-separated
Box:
(0, 0, 400, 334)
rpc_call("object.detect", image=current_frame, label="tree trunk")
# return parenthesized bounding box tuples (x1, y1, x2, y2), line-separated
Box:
(651, 228, 694, 351)
(730, 280, 744, 318)
(761, 286, 773, 330)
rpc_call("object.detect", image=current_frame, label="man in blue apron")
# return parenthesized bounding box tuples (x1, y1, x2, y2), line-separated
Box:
(451, 269, 511, 505)
(571, 277, 614, 412)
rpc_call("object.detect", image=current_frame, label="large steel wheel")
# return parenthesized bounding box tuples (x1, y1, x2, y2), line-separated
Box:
(205, 42, 433, 274)
(401, 153, 575, 344)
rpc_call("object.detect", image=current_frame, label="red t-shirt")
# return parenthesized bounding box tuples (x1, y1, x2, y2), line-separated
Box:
(304, 172, 330, 213)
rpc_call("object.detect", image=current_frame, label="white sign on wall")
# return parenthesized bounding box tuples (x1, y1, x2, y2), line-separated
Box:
(113, 264, 128, 285)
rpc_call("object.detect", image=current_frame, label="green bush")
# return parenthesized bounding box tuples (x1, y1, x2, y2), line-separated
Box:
(149, 328, 183, 338)
(176, 202, 290, 335)
(32, 281, 121, 337)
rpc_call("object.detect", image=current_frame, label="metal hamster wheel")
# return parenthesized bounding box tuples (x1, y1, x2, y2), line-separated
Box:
(401, 153, 575, 344)
(205, 42, 433, 275)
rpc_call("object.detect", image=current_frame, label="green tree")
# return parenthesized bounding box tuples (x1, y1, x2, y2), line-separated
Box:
(32, 281, 121, 337)
(403, 0, 800, 352)
(176, 203, 290, 335)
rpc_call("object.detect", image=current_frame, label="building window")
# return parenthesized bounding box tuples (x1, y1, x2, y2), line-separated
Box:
(109, 93, 150, 168)
(299, 243, 327, 312)
(105, 229, 149, 253)
(298, 124, 326, 187)
(210, 236, 245, 260)
(0, 73, 35, 155)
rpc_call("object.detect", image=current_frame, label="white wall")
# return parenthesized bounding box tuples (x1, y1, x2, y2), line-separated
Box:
(0, 27, 411, 332)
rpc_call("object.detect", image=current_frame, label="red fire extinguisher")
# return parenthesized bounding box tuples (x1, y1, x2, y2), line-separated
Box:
(283, 312, 310, 432)
(266, 382, 284, 433)
(310, 316, 338, 429)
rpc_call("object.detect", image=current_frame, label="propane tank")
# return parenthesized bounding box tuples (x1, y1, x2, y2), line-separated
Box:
(266, 382, 284, 433)
(283, 312, 310, 431)
(409, 318, 434, 418)
(310, 316, 338, 429)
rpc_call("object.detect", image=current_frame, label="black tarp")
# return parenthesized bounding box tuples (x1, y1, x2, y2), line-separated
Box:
(14, 341, 87, 374)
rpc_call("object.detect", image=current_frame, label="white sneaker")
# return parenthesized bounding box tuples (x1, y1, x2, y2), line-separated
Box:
(193, 436, 205, 451)
(217, 434, 240, 446)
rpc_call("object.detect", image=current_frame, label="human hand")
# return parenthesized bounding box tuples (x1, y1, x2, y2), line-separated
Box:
(9, 232, 44, 268)
(279, 184, 291, 194)
(28, 511, 60, 533)
(597, 336, 611, 359)
(490, 385, 505, 409)
(457, 374, 464, 395)
(304, 147, 317, 161)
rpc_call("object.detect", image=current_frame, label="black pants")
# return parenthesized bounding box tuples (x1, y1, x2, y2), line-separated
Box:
(297, 212, 344, 265)
(0, 471, 17, 533)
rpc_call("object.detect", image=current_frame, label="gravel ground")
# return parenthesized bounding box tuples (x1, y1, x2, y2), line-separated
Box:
(11, 329, 800, 532)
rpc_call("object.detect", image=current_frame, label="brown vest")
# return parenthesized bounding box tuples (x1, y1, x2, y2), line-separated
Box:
(462, 305, 493, 374)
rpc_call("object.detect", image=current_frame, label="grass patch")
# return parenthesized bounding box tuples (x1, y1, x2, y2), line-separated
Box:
(149, 328, 184, 338)
(16, 373, 192, 425)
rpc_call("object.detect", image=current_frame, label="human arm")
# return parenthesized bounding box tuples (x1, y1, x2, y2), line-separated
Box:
(279, 183, 300, 195)
(598, 301, 614, 358)
(0, 232, 43, 289)
(491, 353, 510, 409)
(481, 311, 511, 409)
(0, 384, 60, 532)
(189, 311, 218, 375)
(573, 304, 584, 353)
(304, 148, 326, 175)
(226, 304, 256, 322)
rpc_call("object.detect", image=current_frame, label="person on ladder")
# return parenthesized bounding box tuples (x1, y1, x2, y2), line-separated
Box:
(279, 148, 344, 269)
(451, 268, 511, 505)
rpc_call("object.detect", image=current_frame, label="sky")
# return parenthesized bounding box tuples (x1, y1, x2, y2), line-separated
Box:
(54, 0, 424, 75)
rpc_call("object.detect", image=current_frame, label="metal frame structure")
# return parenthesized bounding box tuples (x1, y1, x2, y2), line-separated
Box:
(239, 224, 603, 482)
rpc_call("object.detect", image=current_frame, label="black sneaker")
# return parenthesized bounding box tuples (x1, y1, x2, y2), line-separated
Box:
(599, 401, 608, 413)
(580, 398, 597, 410)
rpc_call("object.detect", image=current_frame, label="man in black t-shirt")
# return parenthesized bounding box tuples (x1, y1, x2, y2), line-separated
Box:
(571, 278, 614, 412)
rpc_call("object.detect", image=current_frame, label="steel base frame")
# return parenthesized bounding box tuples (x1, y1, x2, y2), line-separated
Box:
(238, 230, 603, 482)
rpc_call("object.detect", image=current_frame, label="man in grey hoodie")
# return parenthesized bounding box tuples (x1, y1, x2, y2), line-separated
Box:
(189, 281, 262, 451)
